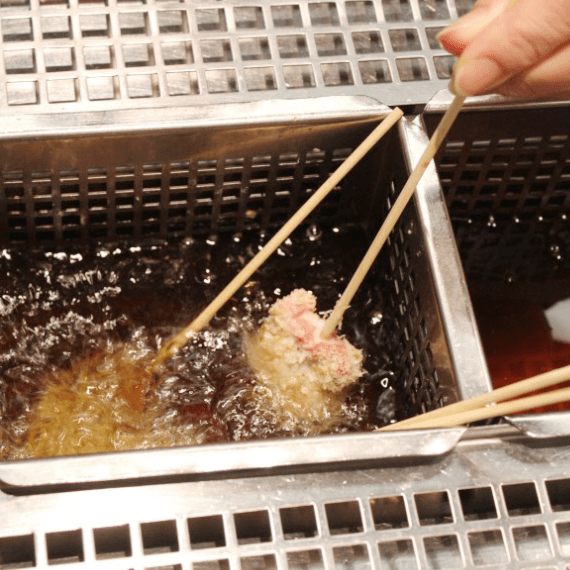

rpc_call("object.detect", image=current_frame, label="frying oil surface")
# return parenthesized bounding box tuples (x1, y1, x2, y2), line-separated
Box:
(474, 296, 570, 414)
(456, 215, 570, 414)
(0, 227, 394, 459)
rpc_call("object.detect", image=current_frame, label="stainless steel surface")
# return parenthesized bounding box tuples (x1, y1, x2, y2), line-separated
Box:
(0, 93, 387, 139)
(0, 429, 466, 488)
(507, 414, 570, 440)
(1, 0, 569, 565)
(424, 89, 570, 114)
(0, 0, 476, 112)
(425, 101, 570, 440)
(2, 431, 570, 568)
(0, 97, 490, 486)
(398, 112, 492, 402)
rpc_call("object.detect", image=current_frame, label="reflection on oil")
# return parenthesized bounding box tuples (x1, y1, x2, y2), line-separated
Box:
(0, 226, 397, 459)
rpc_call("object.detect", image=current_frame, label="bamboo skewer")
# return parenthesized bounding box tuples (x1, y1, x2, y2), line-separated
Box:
(392, 385, 570, 430)
(321, 94, 466, 339)
(152, 107, 404, 367)
(380, 363, 570, 431)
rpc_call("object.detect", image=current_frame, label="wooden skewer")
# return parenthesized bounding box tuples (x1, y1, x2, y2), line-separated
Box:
(321, 94, 466, 339)
(391, 384, 570, 430)
(380, 363, 570, 431)
(152, 107, 404, 367)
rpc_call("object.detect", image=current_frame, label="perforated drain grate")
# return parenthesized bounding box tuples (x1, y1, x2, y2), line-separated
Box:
(424, 105, 570, 283)
(2, 434, 570, 569)
(0, 146, 363, 245)
(0, 0, 475, 112)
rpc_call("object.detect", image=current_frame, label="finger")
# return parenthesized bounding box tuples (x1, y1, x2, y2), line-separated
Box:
(451, 0, 570, 96)
(493, 41, 570, 98)
(438, 0, 510, 57)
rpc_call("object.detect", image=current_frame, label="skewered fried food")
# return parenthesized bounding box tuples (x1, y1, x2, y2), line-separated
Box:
(247, 289, 363, 428)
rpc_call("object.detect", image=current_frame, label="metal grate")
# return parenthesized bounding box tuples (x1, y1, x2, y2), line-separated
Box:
(428, 106, 570, 290)
(0, 0, 475, 112)
(0, 149, 357, 245)
(0, 101, 396, 247)
(0, 105, 475, 484)
(384, 179, 445, 415)
(2, 432, 570, 569)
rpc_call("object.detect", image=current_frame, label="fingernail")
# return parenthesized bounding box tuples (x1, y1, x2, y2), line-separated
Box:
(448, 58, 469, 96)
(436, 26, 457, 50)
(436, 25, 453, 42)
(436, 18, 471, 42)
(448, 77, 468, 97)
(436, 31, 453, 51)
(450, 57, 505, 97)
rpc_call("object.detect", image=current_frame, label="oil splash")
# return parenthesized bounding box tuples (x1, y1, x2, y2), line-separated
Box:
(0, 228, 395, 459)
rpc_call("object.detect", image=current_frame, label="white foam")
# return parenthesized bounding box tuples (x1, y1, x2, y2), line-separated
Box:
(545, 297, 570, 343)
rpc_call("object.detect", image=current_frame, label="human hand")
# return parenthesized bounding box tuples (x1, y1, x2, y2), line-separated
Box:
(437, 0, 570, 98)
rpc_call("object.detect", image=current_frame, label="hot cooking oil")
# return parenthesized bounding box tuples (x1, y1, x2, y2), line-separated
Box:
(473, 295, 570, 414)
(0, 225, 397, 459)
(454, 213, 570, 414)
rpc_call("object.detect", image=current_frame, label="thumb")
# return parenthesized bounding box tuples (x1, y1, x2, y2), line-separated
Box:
(438, 0, 510, 57)
(450, 0, 570, 96)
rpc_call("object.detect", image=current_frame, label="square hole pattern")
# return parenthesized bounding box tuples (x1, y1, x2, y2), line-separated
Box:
(4, 470, 570, 568)
(0, 0, 474, 109)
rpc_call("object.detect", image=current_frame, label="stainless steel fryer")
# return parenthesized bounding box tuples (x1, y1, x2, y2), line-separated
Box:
(0, 95, 488, 488)
(3, 96, 570, 568)
(3, 1, 570, 568)
(424, 97, 570, 439)
(3, 98, 570, 570)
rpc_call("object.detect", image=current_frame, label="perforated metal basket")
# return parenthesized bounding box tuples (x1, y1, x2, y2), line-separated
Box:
(424, 96, 570, 439)
(0, 95, 490, 489)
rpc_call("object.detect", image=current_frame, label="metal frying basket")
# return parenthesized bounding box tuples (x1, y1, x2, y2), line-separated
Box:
(0, 96, 488, 488)
(424, 97, 570, 438)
